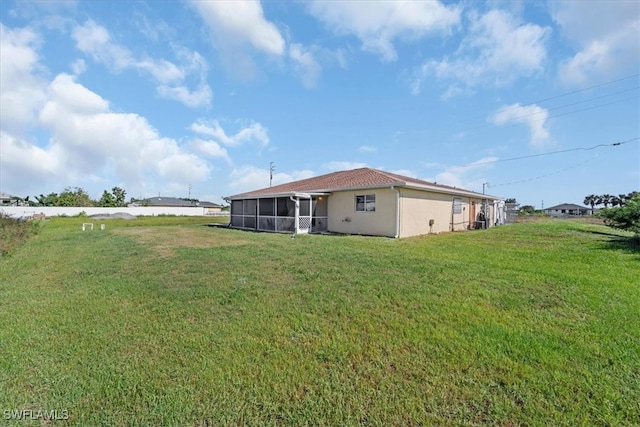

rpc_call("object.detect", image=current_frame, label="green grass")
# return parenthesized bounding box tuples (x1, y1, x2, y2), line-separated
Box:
(1, 218, 638, 425)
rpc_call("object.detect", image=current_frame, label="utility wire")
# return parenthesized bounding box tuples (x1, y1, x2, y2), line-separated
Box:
(492, 86, 639, 123)
(460, 138, 638, 168)
(461, 93, 639, 135)
(490, 147, 617, 188)
(492, 73, 640, 115)
(416, 74, 640, 133)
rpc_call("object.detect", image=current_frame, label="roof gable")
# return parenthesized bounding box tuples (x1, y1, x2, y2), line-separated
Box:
(231, 167, 493, 199)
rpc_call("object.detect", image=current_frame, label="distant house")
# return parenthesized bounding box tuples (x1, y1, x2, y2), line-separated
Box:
(229, 167, 503, 238)
(129, 197, 223, 213)
(544, 203, 592, 217)
(0, 191, 13, 206)
(0, 191, 26, 206)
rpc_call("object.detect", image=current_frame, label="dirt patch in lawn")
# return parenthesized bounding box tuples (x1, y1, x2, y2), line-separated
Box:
(114, 226, 250, 257)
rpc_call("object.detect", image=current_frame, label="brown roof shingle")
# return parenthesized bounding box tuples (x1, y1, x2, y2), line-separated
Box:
(231, 167, 485, 199)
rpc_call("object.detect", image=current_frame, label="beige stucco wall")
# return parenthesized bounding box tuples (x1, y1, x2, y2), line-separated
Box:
(397, 189, 494, 237)
(398, 189, 459, 236)
(327, 188, 397, 237)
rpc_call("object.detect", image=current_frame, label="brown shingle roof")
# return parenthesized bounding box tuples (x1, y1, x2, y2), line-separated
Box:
(231, 167, 487, 199)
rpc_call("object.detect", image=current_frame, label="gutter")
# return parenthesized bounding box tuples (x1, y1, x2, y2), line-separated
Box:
(391, 186, 400, 238)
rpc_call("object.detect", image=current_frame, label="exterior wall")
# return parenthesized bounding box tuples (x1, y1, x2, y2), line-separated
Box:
(328, 189, 397, 237)
(398, 189, 462, 236)
(0, 206, 227, 218)
(398, 189, 495, 237)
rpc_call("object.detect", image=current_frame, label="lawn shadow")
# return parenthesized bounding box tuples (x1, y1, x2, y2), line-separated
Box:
(579, 228, 640, 257)
(600, 235, 640, 256)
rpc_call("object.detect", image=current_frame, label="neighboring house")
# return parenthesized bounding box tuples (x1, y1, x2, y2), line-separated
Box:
(544, 203, 592, 217)
(229, 167, 503, 238)
(129, 197, 223, 213)
(0, 191, 26, 206)
(0, 191, 13, 206)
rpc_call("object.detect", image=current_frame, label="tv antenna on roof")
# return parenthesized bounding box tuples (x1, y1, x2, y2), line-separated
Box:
(270, 162, 275, 187)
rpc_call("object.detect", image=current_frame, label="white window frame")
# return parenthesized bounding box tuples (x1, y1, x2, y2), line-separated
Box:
(355, 194, 376, 212)
(453, 198, 462, 214)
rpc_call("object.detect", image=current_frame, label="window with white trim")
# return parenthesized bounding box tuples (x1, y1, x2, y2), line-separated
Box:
(453, 198, 462, 214)
(355, 194, 375, 212)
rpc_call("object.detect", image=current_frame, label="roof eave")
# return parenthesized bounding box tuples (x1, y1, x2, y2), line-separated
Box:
(231, 181, 502, 200)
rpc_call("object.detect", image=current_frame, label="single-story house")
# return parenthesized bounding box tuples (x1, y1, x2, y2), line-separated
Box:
(544, 203, 592, 216)
(228, 167, 503, 238)
(0, 191, 14, 205)
(129, 197, 223, 213)
(0, 191, 27, 206)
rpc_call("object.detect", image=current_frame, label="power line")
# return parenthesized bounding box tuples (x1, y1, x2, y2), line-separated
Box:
(490, 147, 618, 188)
(492, 86, 639, 124)
(461, 93, 639, 136)
(493, 73, 640, 115)
(461, 138, 638, 168)
(404, 74, 640, 138)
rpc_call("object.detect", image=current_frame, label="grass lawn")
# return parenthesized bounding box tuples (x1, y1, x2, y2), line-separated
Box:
(1, 217, 638, 425)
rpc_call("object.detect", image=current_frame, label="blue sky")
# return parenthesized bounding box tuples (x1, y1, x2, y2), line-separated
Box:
(1, 0, 638, 208)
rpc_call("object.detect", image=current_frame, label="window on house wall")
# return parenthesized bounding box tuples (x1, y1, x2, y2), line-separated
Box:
(355, 194, 375, 212)
(453, 198, 462, 214)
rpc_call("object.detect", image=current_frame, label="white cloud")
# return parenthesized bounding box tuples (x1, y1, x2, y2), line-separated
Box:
(156, 153, 210, 183)
(228, 165, 315, 194)
(189, 0, 285, 56)
(190, 120, 269, 148)
(0, 24, 47, 134)
(358, 145, 377, 153)
(44, 73, 109, 114)
(323, 161, 368, 171)
(307, 1, 460, 61)
(0, 66, 213, 197)
(551, 2, 640, 86)
(156, 84, 213, 109)
(70, 58, 86, 75)
(188, 0, 285, 80)
(411, 9, 550, 95)
(71, 19, 211, 108)
(490, 103, 551, 148)
(428, 157, 498, 189)
(0, 131, 64, 185)
(289, 43, 321, 88)
(72, 19, 133, 71)
(191, 138, 230, 163)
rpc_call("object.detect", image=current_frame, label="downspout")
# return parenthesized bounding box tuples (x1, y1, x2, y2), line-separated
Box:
(290, 195, 299, 236)
(391, 186, 400, 238)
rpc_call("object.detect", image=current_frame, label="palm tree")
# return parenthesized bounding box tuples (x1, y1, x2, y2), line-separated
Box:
(611, 196, 623, 207)
(583, 194, 597, 213)
(599, 194, 614, 208)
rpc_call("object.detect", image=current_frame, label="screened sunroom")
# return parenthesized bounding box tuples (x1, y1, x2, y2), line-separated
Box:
(230, 193, 328, 234)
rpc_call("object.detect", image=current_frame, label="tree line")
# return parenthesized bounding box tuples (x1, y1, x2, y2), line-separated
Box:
(17, 187, 129, 207)
(583, 192, 638, 211)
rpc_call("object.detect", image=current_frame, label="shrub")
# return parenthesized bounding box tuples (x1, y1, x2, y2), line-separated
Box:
(0, 213, 42, 256)
(598, 195, 640, 239)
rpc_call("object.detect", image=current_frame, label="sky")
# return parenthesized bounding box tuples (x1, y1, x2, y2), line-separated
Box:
(1, 0, 638, 208)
